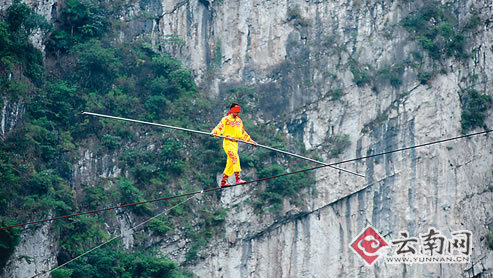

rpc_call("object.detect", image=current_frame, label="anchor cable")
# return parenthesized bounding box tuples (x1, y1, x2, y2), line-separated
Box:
(1, 128, 490, 231)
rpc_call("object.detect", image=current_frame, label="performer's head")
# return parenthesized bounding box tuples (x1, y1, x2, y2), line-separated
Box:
(230, 103, 241, 117)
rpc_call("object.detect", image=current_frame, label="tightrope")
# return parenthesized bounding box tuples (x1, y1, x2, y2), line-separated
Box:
(1, 129, 491, 231)
(30, 128, 492, 277)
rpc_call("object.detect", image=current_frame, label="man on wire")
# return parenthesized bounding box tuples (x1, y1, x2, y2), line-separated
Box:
(211, 103, 257, 188)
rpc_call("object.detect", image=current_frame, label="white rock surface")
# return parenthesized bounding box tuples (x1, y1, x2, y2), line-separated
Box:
(2, 224, 57, 278)
(1, 97, 24, 139)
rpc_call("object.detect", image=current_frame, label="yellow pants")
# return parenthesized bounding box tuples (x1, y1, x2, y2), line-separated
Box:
(223, 139, 241, 176)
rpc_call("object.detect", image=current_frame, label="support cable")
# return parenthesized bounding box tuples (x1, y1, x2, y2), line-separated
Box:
(31, 195, 195, 278)
(1, 129, 491, 231)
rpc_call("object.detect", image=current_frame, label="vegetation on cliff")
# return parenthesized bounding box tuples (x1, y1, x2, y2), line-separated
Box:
(0, 0, 313, 275)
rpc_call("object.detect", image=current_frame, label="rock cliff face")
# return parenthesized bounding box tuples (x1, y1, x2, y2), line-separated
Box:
(2, 0, 492, 277)
(3, 223, 57, 278)
(1, 97, 24, 139)
(151, 0, 493, 276)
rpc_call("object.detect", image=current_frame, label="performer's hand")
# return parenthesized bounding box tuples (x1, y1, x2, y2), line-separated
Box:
(210, 132, 217, 137)
(251, 140, 258, 146)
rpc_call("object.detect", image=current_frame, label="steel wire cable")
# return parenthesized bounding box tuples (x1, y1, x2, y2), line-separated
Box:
(31, 195, 195, 278)
(1, 128, 491, 231)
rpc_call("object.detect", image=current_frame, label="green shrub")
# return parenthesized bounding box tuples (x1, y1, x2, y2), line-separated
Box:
(28, 169, 62, 195)
(117, 177, 152, 215)
(83, 187, 107, 208)
(0, 217, 21, 268)
(212, 208, 227, 223)
(24, 118, 60, 162)
(59, 244, 186, 278)
(438, 22, 454, 38)
(417, 35, 440, 59)
(328, 134, 351, 158)
(257, 165, 312, 212)
(169, 68, 196, 92)
(22, 190, 73, 216)
(103, 88, 139, 117)
(417, 71, 433, 84)
(152, 54, 182, 76)
(214, 40, 222, 67)
(74, 40, 121, 91)
(47, 0, 109, 52)
(149, 218, 172, 236)
(377, 64, 404, 87)
(120, 252, 183, 278)
(101, 134, 122, 150)
(463, 15, 480, 31)
(145, 95, 169, 120)
(58, 215, 106, 261)
(186, 238, 206, 261)
(287, 7, 302, 20)
(401, 3, 474, 60)
(119, 149, 139, 167)
(286, 7, 311, 27)
(447, 33, 466, 57)
(52, 268, 74, 278)
(0, 155, 20, 187)
(350, 62, 371, 87)
(149, 76, 169, 95)
(129, 163, 158, 183)
(487, 232, 493, 250)
(6, 0, 50, 37)
(34, 80, 80, 129)
(118, 178, 143, 203)
(46, 30, 72, 53)
(328, 88, 343, 101)
(0, 0, 49, 81)
(460, 89, 492, 132)
(0, 159, 21, 213)
(159, 139, 184, 175)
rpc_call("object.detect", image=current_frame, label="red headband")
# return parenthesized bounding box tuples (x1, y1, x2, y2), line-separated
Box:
(230, 106, 241, 113)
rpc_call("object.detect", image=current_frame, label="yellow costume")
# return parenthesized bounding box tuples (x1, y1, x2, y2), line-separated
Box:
(211, 114, 253, 177)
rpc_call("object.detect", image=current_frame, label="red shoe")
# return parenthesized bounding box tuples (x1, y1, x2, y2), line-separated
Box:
(235, 172, 246, 184)
(220, 174, 232, 188)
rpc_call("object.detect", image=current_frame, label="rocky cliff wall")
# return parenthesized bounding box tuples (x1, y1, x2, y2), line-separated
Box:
(1, 97, 24, 139)
(3, 223, 57, 278)
(1, 0, 492, 277)
(149, 0, 493, 276)
(191, 75, 493, 277)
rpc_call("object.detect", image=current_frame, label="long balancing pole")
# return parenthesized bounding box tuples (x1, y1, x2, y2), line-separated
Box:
(82, 112, 364, 177)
